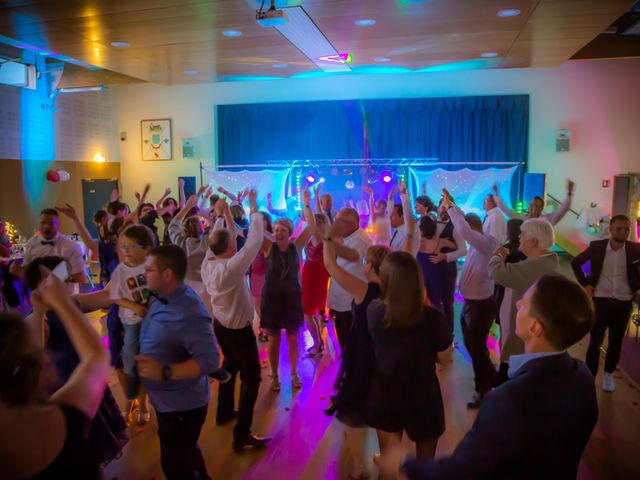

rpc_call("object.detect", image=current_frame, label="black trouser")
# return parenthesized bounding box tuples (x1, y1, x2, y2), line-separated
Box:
(441, 261, 458, 334)
(586, 297, 633, 376)
(329, 309, 352, 351)
(461, 296, 497, 394)
(156, 404, 210, 480)
(213, 321, 261, 441)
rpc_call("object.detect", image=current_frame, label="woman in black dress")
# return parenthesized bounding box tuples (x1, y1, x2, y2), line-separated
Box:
(261, 188, 314, 392)
(366, 251, 452, 460)
(323, 240, 390, 479)
(0, 267, 110, 479)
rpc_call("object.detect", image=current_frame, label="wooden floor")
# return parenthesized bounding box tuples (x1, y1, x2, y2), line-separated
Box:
(101, 300, 640, 480)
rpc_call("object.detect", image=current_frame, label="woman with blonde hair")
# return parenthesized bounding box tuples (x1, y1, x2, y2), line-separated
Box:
(366, 251, 451, 460)
(261, 188, 314, 392)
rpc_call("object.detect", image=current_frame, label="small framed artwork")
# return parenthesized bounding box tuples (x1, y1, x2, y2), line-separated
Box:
(141, 119, 172, 161)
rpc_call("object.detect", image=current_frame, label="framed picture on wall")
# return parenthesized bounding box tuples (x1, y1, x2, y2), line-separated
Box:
(141, 119, 172, 161)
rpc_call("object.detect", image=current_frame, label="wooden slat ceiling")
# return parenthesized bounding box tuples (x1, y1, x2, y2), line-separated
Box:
(0, 0, 636, 86)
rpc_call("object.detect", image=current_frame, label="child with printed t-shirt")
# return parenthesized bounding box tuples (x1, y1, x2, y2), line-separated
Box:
(109, 225, 155, 425)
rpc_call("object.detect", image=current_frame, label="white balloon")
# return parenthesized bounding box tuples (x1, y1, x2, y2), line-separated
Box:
(57, 170, 71, 182)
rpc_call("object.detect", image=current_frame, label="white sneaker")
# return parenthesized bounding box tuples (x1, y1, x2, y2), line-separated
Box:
(602, 373, 616, 393)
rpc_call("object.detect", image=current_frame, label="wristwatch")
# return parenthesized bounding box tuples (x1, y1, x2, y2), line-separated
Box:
(161, 364, 173, 381)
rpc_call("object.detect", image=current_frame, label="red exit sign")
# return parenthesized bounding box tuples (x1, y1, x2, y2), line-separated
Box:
(602, 179, 611, 188)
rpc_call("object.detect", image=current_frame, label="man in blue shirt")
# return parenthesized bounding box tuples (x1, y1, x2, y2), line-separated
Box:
(375, 273, 598, 480)
(136, 244, 220, 480)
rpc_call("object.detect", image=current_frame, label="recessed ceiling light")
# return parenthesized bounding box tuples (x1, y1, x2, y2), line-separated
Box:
(497, 9, 521, 17)
(110, 41, 130, 48)
(272, 63, 288, 68)
(374, 57, 390, 62)
(354, 19, 376, 27)
(480, 52, 499, 58)
(222, 30, 242, 37)
(183, 69, 199, 75)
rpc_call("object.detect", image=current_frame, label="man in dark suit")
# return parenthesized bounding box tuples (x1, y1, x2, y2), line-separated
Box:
(376, 273, 598, 480)
(571, 214, 640, 392)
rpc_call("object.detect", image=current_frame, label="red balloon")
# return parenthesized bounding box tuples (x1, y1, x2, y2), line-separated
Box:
(46, 170, 60, 182)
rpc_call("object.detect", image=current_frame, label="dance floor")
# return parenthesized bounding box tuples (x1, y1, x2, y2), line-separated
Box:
(102, 299, 640, 479)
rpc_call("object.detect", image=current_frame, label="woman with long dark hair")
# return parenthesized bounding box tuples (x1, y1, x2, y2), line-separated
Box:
(366, 251, 452, 460)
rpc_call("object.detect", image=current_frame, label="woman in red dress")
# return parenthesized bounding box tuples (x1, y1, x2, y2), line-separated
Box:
(302, 213, 329, 357)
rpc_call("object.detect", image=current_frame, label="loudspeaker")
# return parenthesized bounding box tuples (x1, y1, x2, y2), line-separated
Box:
(182, 138, 197, 158)
(523, 173, 547, 204)
(612, 175, 630, 216)
(556, 130, 571, 152)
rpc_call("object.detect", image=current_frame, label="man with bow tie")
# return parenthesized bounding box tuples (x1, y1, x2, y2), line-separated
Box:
(10, 208, 86, 287)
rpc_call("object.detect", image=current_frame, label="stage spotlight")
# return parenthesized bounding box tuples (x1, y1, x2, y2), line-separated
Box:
(306, 174, 316, 183)
(345, 180, 355, 190)
(382, 174, 392, 183)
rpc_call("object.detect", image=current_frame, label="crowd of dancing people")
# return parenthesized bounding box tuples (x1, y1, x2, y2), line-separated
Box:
(1, 175, 639, 480)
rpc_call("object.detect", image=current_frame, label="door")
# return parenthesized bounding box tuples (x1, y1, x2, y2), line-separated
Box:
(82, 178, 118, 238)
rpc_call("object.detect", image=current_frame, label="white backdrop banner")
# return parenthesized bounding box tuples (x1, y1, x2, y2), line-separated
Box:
(202, 167, 291, 210)
(409, 166, 517, 216)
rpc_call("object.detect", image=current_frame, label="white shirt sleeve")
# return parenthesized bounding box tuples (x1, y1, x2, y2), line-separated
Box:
(225, 213, 264, 277)
(446, 226, 468, 263)
(66, 240, 86, 275)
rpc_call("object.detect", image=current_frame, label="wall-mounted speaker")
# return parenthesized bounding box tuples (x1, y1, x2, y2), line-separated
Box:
(182, 138, 197, 158)
(523, 173, 547, 204)
(556, 130, 571, 152)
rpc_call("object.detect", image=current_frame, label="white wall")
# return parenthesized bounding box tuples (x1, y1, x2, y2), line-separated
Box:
(115, 58, 640, 229)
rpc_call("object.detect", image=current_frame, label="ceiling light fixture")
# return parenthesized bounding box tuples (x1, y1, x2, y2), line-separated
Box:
(222, 30, 242, 37)
(374, 57, 390, 62)
(497, 9, 521, 17)
(272, 63, 288, 68)
(354, 19, 376, 27)
(110, 41, 130, 48)
(183, 69, 199, 75)
(274, 7, 351, 73)
(58, 86, 106, 93)
(480, 52, 499, 58)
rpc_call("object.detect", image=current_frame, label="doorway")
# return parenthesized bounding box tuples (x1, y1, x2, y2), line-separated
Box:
(82, 178, 118, 238)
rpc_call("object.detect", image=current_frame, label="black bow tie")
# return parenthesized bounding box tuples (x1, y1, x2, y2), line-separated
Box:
(41, 240, 56, 246)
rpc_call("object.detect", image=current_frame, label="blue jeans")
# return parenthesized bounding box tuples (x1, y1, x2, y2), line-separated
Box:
(122, 322, 141, 400)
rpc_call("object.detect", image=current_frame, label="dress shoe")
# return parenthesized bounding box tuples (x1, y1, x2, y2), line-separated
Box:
(602, 373, 616, 393)
(466, 393, 484, 409)
(232, 434, 272, 452)
(215, 409, 238, 426)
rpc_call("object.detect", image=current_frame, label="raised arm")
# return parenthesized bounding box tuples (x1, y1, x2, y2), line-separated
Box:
(315, 183, 323, 214)
(400, 182, 417, 254)
(364, 186, 376, 227)
(155, 187, 172, 212)
(197, 186, 212, 211)
(492, 184, 521, 220)
(39, 270, 110, 418)
(178, 178, 186, 209)
(217, 185, 239, 203)
(55, 203, 98, 260)
(294, 187, 315, 250)
(226, 191, 265, 276)
(323, 238, 368, 304)
(545, 180, 575, 226)
(168, 195, 199, 248)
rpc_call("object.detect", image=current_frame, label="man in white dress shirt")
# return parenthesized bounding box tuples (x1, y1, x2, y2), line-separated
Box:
(201, 190, 272, 451)
(326, 207, 372, 349)
(443, 190, 500, 408)
(482, 194, 507, 244)
(11, 208, 86, 287)
(389, 188, 420, 256)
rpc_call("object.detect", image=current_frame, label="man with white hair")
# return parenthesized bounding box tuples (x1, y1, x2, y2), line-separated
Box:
(488, 217, 559, 382)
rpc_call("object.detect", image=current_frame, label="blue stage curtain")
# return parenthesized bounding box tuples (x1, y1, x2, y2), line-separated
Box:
(363, 95, 528, 169)
(217, 95, 528, 170)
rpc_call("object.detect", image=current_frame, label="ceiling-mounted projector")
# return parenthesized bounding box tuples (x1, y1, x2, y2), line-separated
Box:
(256, 0, 288, 27)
